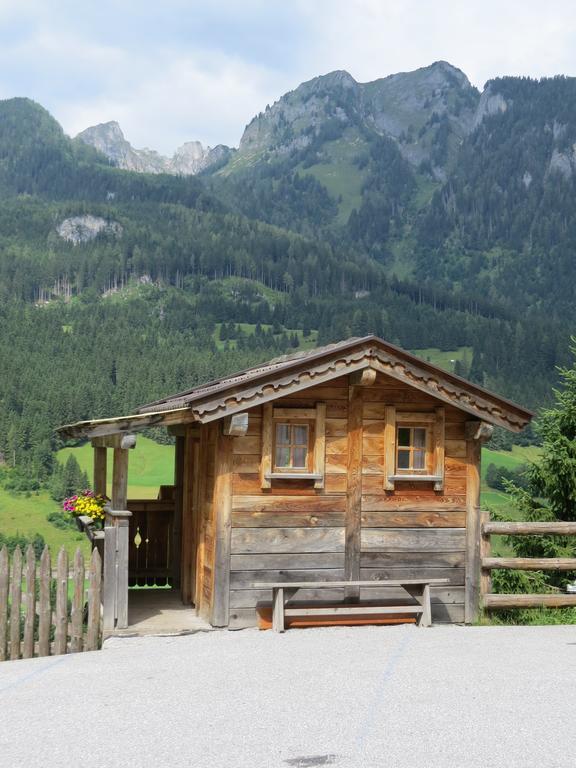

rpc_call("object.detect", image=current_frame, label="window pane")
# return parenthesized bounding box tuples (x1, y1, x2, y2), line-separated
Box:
(397, 428, 411, 447)
(292, 425, 308, 446)
(275, 446, 290, 468)
(413, 428, 426, 448)
(292, 446, 307, 468)
(397, 450, 410, 469)
(413, 449, 426, 470)
(276, 424, 290, 445)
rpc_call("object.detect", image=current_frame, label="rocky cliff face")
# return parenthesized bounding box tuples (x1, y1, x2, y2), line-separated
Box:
(56, 215, 122, 244)
(76, 122, 233, 175)
(238, 61, 480, 175)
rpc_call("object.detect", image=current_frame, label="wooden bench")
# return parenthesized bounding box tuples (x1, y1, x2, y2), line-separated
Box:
(253, 579, 449, 632)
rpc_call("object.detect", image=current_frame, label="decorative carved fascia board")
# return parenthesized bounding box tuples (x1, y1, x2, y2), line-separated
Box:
(190, 346, 529, 432)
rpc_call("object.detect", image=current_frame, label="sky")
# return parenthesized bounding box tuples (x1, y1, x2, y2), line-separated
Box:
(0, 0, 575, 154)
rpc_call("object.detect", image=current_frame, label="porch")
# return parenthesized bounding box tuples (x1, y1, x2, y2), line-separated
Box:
(80, 428, 207, 637)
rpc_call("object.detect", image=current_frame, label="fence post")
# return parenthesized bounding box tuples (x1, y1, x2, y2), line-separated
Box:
(0, 547, 8, 661)
(38, 547, 51, 656)
(480, 510, 492, 613)
(70, 549, 85, 653)
(54, 547, 68, 655)
(9, 547, 22, 660)
(23, 545, 36, 659)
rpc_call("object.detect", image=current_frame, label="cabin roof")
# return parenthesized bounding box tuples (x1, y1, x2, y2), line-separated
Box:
(58, 336, 533, 439)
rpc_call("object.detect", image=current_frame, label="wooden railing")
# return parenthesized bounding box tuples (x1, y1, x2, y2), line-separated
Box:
(128, 500, 176, 587)
(480, 511, 576, 610)
(0, 545, 102, 661)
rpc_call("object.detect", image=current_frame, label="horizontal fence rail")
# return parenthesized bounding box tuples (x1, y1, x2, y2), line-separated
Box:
(480, 512, 576, 611)
(0, 545, 102, 662)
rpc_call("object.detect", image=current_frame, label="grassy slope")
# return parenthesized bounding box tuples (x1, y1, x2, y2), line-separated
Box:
(0, 437, 174, 556)
(0, 487, 89, 557)
(58, 436, 174, 499)
(298, 131, 369, 224)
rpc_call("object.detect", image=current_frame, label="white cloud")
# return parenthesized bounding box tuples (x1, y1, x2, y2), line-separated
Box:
(56, 50, 290, 153)
(1, 0, 576, 152)
(298, 0, 576, 89)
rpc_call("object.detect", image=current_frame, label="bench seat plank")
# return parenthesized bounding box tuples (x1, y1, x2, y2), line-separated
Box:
(254, 579, 449, 589)
(284, 605, 424, 617)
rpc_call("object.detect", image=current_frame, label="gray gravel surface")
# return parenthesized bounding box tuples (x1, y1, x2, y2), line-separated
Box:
(1, 624, 575, 768)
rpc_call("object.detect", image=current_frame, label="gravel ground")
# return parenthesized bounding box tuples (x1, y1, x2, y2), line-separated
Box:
(1, 624, 575, 768)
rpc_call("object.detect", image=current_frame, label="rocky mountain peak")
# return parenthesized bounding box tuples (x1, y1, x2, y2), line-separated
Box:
(76, 123, 233, 175)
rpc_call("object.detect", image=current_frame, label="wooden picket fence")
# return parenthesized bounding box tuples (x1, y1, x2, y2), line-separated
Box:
(0, 545, 102, 661)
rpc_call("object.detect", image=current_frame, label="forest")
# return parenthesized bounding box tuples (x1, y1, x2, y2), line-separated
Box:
(1, 76, 576, 496)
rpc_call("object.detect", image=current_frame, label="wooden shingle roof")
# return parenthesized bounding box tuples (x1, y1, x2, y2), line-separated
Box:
(136, 335, 533, 432)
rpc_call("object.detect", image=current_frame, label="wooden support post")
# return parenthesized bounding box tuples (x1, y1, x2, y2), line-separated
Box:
(465, 438, 482, 623)
(112, 448, 129, 511)
(211, 430, 233, 627)
(102, 523, 117, 631)
(173, 435, 185, 589)
(194, 430, 208, 612)
(115, 513, 130, 629)
(93, 446, 107, 497)
(345, 385, 363, 601)
(102, 509, 131, 631)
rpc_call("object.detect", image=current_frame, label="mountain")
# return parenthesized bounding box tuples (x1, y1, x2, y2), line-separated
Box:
(235, 61, 478, 177)
(4, 63, 576, 489)
(76, 121, 234, 175)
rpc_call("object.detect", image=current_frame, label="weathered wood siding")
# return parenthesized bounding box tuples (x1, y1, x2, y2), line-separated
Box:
(199, 372, 473, 628)
(358, 372, 467, 624)
(229, 379, 349, 628)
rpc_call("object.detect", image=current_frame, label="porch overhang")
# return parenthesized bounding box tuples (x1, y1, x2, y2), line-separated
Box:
(57, 406, 198, 440)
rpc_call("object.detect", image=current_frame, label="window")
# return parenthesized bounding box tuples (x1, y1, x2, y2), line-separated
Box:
(274, 422, 310, 471)
(261, 402, 326, 488)
(385, 406, 445, 490)
(396, 425, 429, 473)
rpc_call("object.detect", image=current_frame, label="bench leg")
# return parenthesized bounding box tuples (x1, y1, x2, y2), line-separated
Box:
(420, 584, 432, 627)
(272, 587, 285, 633)
(404, 583, 432, 627)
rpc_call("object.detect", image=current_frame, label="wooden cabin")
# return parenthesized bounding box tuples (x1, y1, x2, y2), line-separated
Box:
(59, 336, 532, 633)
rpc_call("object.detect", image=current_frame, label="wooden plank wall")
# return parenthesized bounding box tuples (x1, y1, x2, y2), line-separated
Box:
(222, 372, 471, 628)
(359, 373, 467, 623)
(229, 378, 349, 628)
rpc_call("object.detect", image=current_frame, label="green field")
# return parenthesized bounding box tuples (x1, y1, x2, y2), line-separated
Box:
(213, 322, 319, 352)
(58, 436, 174, 499)
(0, 487, 89, 557)
(412, 346, 473, 375)
(0, 437, 174, 556)
(299, 132, 369, 223)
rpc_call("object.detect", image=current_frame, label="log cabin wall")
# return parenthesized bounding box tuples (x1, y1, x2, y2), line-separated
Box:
(229, 376, 350, 629)
(202, 372, 474, 628)
(358, 372, 467, 623)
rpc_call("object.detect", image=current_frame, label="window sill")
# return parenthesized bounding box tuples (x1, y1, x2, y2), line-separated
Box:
(388, 474, 443, 483)
(265, 472, 324, 481)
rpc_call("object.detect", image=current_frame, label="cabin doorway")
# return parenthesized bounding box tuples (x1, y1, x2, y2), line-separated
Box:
(123, 434, 206, 633)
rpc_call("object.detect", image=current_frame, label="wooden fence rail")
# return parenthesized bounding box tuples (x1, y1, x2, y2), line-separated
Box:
(0, 545, 101, 662)
(480, 511, 576, 610)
